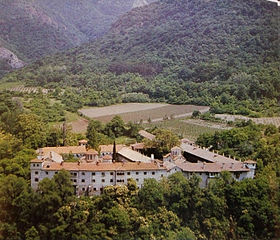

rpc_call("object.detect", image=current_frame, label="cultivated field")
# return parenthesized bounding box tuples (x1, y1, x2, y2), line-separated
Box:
(215, 114, 280, 127)
(181, 119, 232, 130)
(79, 103, 209, 123)
(145, 118, 222, 141)
(70, 118, 89, 133)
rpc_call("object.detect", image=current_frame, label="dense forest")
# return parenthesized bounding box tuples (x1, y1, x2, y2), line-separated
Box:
(2, 0, 279, 116)
(0, 90, 279, 240)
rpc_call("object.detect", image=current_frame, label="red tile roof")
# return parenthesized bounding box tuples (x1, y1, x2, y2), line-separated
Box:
(244, 160, 256, 164)
(176, 161, 249, 173)
(86, 149, 99, 155)
(131, 142, 145, 150)
(31, 158, 44, 163)
(39, 146, 87, 155)
(99, 144, 125, 153)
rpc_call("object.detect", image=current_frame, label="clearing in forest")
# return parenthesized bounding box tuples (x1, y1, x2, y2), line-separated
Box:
(79, 103, 209, 123)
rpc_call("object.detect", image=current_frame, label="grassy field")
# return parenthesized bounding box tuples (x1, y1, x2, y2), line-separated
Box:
(79, 103, 209, 123)
(144, 118, 223, 141)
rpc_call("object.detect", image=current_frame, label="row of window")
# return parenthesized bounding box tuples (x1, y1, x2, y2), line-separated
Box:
(36, 170, 157, 176)
(75, 178, 146, 184)
(73, 171, 156, 176)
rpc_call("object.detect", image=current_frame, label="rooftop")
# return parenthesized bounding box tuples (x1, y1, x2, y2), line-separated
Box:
(103, 155, 113, 161)
(42, 151, 63, 163)
(139, 130, 155, 141)
(181, 143, 238, 164)
(118, 147, 151, 163)
(38, 146, 87, 155)
(99, 144, 125, 153)
(131, 142, 145, 150)
(86, 149, 99, 155)
(42, 161, 164, 171)
(176, 161, 249, 173)
(31, 158, 44, 163)
(244, 160, 257, 164)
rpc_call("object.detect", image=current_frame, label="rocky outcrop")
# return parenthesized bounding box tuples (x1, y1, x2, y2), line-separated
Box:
(133, 0, 148, 8)
(0, 47, 25, 69)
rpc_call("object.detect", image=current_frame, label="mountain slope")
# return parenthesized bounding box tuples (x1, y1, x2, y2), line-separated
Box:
(3, 0, 280, 115)
(0, 0, 156, 62)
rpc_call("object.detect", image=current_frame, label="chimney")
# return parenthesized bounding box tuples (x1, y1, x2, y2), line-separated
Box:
(60, 161, 64, 166)
(222, 163, 225, 169)
(78, 161, 81, 166)
(137, 161, 140, 165)
(151, 154, 154, 160)
(231, 163, 234, 169)
(202, 162, 206, 169)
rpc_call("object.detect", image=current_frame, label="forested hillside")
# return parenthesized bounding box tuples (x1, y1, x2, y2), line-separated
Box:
(0, 91, 279, 240)
(4, 0, 279, 116)
(0, 0, 155, 62)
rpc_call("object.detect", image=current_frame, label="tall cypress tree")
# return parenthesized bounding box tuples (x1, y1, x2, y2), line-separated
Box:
(113, 140, 117, 161)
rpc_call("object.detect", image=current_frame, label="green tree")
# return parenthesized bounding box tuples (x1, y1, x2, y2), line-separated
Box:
(14, 113, 48, 149)
(138, 178, 165, 212)
(104, 116, 125, 138)
(25, 226, 40, 240)
(144, 129, 180, 157)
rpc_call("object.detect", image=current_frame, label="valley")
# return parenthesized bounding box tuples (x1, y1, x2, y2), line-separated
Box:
(0, 0, 279, 239)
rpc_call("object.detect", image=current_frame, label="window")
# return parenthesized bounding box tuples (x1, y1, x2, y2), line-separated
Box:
(110, 179, 113, 183)
(36, 164, 39, 167)
(144, 172, 147, 175)
(117, 179, 125, 183)
(152, 172, 155, 175)
(117, 172, 125, 176)
(82, 188, 85, 191)
(127, 172, 130, 175)
(92, 179, 95, 182)
(136, 178, 139, 182)
(35, 178, 39, 182)
(55, 171, 58, 174)
(136, 172, 139, 175)
(110, 172, 114, 175)
(102, 172, 105, 177)
(161, 174, 163, 177)
(35, 171, 38, 175)
(92, 172, 95, 176)
(33, 164, 35, 167)
(81, 179, 85, 183)
(82, 172, 85, 176)
(46, 171, 48, 175)
(93, 188, 97, 191)
(102, 179, 105, 183)
(73, 179, 77, 183)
